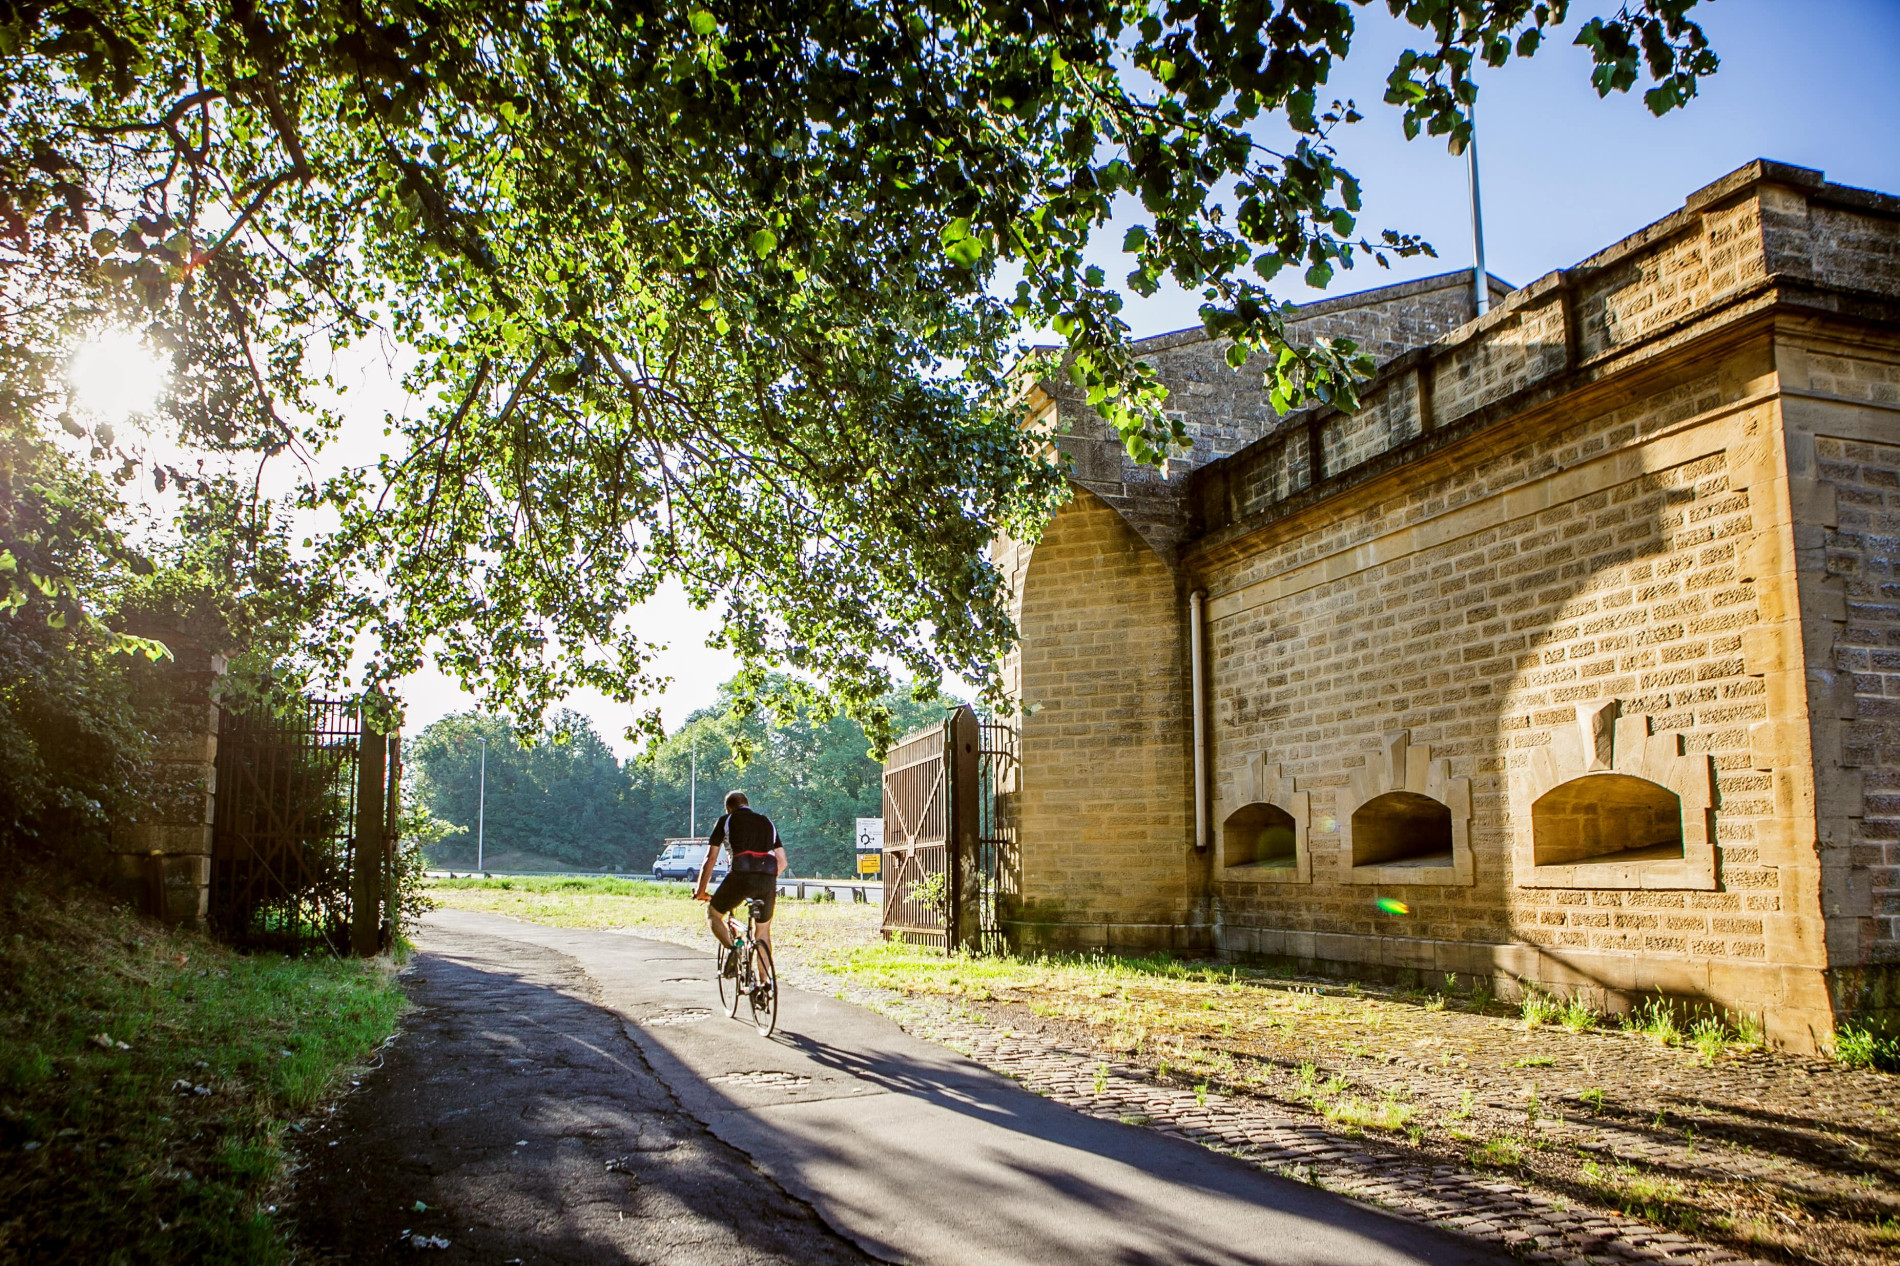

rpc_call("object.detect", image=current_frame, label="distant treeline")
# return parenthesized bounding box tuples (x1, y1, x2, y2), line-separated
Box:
(406, 677, 948, 878)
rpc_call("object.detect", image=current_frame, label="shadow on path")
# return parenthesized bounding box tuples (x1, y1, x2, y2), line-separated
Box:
(290, 930, 871, 1265)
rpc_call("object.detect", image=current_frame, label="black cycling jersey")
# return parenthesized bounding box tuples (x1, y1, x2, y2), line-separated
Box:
(709, 806, 781, 873)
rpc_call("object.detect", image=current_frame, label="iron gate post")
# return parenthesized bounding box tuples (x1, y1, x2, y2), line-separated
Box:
(351, 725, 388, 957)
(947, 706, 981, 953)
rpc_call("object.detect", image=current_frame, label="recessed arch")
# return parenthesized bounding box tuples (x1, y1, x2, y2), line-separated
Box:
(1350, 791, 1454, 869)
(1223, 802, 1298, 869)
(1531, 773, 1684, 868)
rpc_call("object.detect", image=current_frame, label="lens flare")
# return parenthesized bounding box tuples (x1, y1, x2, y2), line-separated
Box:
(1376, 898, 1410, 915)
(68, 330, 168, 423)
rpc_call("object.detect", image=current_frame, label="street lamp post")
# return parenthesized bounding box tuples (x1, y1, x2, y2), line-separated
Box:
(476, 736, 487, 872)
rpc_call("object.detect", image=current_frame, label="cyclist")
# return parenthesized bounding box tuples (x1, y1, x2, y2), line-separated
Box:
(693, 790, 787, 977)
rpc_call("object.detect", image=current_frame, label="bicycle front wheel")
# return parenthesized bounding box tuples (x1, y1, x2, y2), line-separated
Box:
(718, 940, 742, 1018)
(748, 941, 777, 1037)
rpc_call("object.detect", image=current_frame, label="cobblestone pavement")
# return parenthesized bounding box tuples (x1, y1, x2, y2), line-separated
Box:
(762, 954, 1774, 1266)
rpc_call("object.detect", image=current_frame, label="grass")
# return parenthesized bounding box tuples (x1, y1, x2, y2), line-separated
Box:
(1321, 1094, 1416, 1132)
(428, 874, 879, 961)
(1469, 1135, 1524, 1168)
(0, 869, 407, 1263)
(1581, 1159, 1698, 1229)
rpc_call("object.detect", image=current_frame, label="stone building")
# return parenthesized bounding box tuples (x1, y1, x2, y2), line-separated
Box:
(995, 160, 1900, 1049)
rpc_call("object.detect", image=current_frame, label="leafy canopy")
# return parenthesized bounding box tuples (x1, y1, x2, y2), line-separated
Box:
(0, 0, 1715, 745)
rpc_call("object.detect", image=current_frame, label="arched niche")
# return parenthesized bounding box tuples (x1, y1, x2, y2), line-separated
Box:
(1219, 756, 1310, 884)
(1336, 730, 1474, 886)
(1511, 700, 1714, 890)
(1531, 773, 1684, 868)
(1351, 791, 1454, 868)
(1224, 802, 1298, 868)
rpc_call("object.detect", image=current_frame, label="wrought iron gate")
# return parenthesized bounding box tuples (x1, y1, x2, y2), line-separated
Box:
(972, 717, 1019, 955)
(210, 698, 399, 952)
(880, 705, 1017, 953)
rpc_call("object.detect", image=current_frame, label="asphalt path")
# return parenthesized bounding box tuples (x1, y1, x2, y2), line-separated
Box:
(298, 909, 1506, 1265)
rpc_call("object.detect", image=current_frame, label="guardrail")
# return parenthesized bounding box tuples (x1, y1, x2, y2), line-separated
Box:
(423, 869, 883, 904)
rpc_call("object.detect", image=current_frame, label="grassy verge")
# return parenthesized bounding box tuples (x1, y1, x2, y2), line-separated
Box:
(0, 868, 407, 1265)
(429, 874, 881, 959)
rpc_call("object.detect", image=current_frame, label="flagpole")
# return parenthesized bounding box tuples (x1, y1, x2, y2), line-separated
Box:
(1467, 98, 1489, 318)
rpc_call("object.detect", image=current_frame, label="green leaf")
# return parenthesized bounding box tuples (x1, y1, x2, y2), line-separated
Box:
(689, 10, 717, 35)
(944, 236, 984, 267)
(748, 228, 778, 258)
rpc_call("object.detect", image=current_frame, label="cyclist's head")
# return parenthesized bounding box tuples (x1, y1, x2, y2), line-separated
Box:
(724, 790, 749, 812)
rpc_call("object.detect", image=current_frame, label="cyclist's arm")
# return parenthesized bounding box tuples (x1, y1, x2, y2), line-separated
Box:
(694, 817, 727, 899)
(771, 827, 787, 877)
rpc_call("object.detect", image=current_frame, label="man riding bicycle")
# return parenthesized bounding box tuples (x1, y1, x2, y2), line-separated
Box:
(693, 790, 787, 976)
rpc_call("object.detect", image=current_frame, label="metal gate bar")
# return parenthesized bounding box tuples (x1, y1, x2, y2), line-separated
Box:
(210, 697, 398, 953)
(880, 706, 1016, 954)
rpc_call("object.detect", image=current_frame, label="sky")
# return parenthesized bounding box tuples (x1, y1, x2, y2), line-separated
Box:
(80, 0, 1900, 757)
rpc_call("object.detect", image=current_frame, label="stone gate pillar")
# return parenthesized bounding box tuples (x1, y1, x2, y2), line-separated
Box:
(108, 624, 226, 928)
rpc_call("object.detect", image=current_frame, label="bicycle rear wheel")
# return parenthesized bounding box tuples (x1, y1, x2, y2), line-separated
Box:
(718, 938, 742, 1018)
(748, 941, 777, 1036)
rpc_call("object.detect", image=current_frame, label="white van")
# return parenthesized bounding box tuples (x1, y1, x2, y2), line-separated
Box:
(651, 838, 727, 883)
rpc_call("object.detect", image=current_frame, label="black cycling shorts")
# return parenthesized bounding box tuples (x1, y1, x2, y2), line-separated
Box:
(710, 868, 777, 922)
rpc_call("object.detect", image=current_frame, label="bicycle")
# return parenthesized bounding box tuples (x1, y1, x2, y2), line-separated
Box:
(716, 897, 778, 1036)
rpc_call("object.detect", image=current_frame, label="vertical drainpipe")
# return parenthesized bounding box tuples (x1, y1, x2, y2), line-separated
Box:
(1190, 589, 1209, 854)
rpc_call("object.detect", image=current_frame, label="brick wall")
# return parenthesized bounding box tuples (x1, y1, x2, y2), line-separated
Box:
(1006, 486, 1198, 950)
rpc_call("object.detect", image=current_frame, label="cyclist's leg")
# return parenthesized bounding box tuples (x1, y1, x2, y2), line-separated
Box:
(749, 873, 778, 952)
(707, 873, 743, 948)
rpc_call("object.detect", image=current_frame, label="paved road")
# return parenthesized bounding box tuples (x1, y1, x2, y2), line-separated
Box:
(298, 910, 1505, 1264)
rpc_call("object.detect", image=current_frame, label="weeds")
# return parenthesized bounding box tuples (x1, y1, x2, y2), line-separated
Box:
(1470, 1135, 1524, 1167)
(1833, 1025, 1900, 1072)
(1450, 1088, 1476, 1120)
(1511, 1055, 1555, 1068)
(1579, 1087, 1606, 1114)
(1194, 1082, 1208, 1107)
(1519, 990, 1562, 1027)
(1559, 994, 1599, 1032)
(1690, 1015, 1728, 1065)
(1322, 1094, 1415, 1132)
(1581, 1159, 1696, 1228)
(1625, 998, 1682, 1046)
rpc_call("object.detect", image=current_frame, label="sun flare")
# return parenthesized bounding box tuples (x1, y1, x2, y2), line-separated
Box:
(68, 330, 168, 423)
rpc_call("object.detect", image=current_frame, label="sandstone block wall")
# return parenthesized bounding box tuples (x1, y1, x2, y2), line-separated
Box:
(1004, 160, 1900, 1047)
(1005, 486, 1197, 950)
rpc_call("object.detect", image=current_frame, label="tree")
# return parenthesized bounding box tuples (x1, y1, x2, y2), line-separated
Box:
(1, 1, 1717, 744)
(407, 677, 948, 874)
